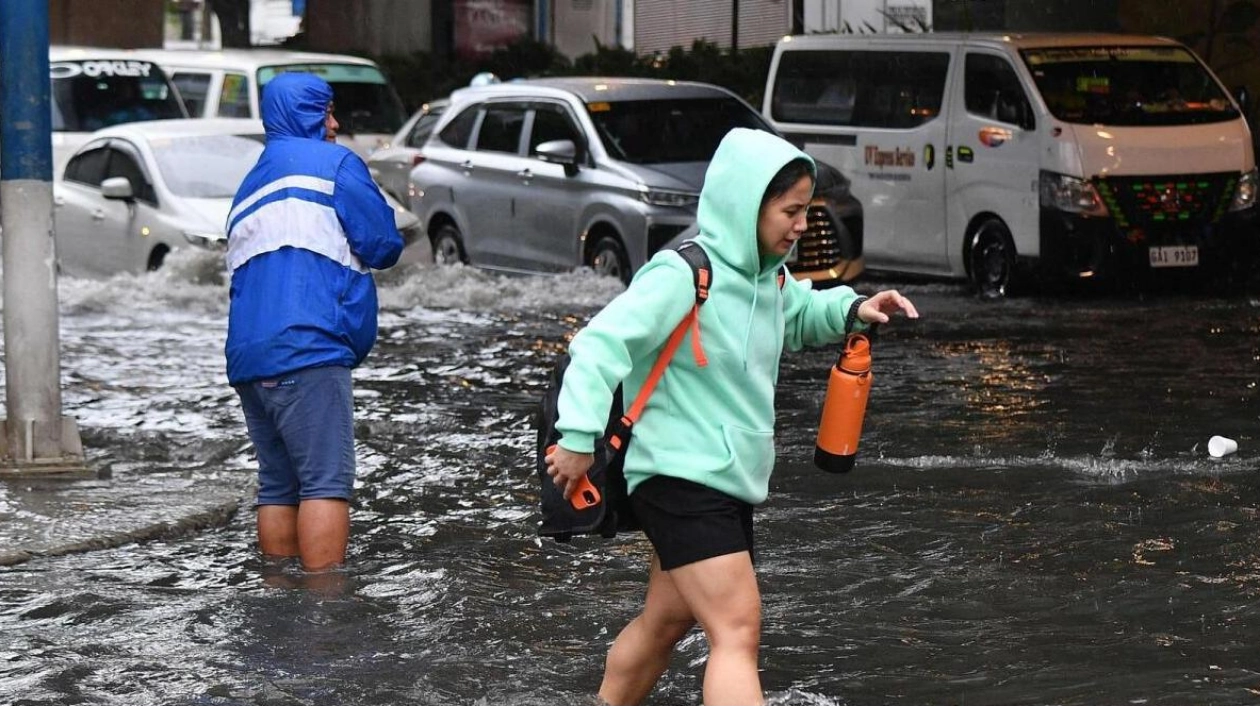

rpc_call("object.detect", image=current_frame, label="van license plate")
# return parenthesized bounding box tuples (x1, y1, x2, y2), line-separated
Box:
(1149, 245, 1199, 268)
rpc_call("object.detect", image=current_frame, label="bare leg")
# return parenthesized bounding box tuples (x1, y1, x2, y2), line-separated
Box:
(257, 504, 299, 557)
(599, 555, 697, 705)
(667, 551, 763, 706)
(296, 498, 350, 571)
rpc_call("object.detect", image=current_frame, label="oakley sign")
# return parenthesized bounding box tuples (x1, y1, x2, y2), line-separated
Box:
(50, 61, 154, 79)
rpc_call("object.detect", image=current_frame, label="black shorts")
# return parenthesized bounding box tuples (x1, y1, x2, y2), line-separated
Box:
(630, 474, 755, 571)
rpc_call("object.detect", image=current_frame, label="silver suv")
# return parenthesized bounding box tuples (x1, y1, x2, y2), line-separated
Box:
(408, 77, 862, 284)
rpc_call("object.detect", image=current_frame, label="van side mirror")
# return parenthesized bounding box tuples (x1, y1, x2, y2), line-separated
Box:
(535, 139, 579, 176)
(1234, 85, 1252, 115)
(100, 176, 135, 200)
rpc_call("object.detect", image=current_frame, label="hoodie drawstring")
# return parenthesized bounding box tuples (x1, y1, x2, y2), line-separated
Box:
(741, 280, 759, 371)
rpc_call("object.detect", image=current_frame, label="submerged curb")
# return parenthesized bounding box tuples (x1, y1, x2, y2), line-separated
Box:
(0, 469, 254, 568)
(0, 497, 243, 567)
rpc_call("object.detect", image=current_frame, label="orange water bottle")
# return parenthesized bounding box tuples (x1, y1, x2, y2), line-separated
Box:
(814, 333, 872, 473)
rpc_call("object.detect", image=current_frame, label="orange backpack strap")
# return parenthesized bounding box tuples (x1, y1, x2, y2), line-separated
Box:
(620, 241, 712, 427)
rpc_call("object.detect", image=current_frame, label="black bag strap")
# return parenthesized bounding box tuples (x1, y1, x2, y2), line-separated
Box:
(674, 240, 712, 306)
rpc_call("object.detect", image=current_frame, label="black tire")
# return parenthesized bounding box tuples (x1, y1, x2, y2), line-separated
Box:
(587, 235, 630, 284)
(431, 223, 467, 265)
(146, 246, 168, 272)
(967, 218, 1018, 299)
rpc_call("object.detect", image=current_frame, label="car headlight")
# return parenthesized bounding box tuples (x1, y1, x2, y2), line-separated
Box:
(638, 186, 699, 208)
(1039, 171, 1109, 217)
(183, 231, 227, 251)
(1230, 168, 1257, 212)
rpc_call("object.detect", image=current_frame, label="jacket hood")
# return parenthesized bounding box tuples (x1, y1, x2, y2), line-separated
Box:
(693, 128, 815, 277)
(261, 72, 332, 141)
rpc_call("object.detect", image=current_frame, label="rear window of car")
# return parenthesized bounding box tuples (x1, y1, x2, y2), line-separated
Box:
(151, 133, 266, 198)
(50, 60, 186, 132)
(437, 105, 479, 148)
(588, 97, 770, 164)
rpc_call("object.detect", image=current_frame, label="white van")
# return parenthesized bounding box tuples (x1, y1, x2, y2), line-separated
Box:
(764, 33, 1259, 295)
(131, 48, 408, 158)
(49, 46, 188, 177)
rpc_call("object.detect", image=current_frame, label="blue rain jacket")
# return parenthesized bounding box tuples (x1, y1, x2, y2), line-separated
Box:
(225, 72, 402, 384)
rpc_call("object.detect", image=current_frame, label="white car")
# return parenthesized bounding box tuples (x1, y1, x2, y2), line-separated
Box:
(54, 118, 262, 277)
(53, 118, 422, 279)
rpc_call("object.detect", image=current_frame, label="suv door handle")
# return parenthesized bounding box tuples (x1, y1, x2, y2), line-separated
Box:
(92, 209, 106, 221)
(461, 160, 474, 172)
(517, 168, 533, 181)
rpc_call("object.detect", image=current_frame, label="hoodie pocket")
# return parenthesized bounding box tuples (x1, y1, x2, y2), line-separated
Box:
(715, 425, 775, 490)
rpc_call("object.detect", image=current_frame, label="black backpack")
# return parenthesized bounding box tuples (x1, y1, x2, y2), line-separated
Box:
(536, 241, 713, 542)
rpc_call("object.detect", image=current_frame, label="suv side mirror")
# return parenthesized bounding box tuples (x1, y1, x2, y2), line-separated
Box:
(101, 176, 135, 200)
(536, 139, 579, 176)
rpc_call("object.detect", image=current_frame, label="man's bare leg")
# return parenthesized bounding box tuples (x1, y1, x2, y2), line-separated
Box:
(257, 504, 299, 557)
(296, 498, 350, 571)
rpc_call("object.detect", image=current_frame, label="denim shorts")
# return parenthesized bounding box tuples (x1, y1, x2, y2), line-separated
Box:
(234, 365, 355, 506)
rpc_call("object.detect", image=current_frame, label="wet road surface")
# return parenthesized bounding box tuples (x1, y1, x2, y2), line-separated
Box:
(1, 255, 1259, 704)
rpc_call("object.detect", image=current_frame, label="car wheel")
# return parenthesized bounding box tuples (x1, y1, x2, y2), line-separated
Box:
(967, 219, 1017, 299)
(431, 223, 467, 266)
(146, 246, 169, 272)
(588, 235, 630, 284)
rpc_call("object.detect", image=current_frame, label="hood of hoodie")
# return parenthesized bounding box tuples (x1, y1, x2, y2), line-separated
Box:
(261, 72, 332, 141)
(692, 128, 816, 278)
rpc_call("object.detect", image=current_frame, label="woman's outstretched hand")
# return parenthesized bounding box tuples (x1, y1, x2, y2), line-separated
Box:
(857, 289, 919, 324)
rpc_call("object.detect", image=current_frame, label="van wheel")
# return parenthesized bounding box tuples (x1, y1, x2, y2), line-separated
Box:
(431, 224, 467, 265)
(967, 219, 1017, 299)
(146, 246, 169, 272)
(588, 236, 630, 284)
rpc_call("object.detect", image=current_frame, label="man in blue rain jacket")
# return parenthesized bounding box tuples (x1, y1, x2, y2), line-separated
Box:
(225, 72, 403, 572)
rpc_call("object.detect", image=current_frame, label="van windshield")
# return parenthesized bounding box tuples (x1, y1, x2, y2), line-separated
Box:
(588, 97, 771, 164)
(1021, 46, 1239, 126)
(258, 63, 406, 135)
(50, 60, 185, 132)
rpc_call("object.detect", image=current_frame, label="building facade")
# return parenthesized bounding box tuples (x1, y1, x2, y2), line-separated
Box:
(50, 0, 164, 48)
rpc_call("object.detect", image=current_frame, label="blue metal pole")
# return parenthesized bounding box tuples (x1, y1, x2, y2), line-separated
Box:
(537, 0, 550, 42)
(0, 0, 52, 182)
(0, 0, 84, 470)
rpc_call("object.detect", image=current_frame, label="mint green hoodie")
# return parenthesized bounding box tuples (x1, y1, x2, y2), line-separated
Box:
(555, 128, 866, 504)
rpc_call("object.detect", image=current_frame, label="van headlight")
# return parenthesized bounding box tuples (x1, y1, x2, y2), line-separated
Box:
(1039, 171, 1109, 217)
(1230, 168, 1257, 212)
(183, 230, 227, 251)
(638, 186, 699, 208)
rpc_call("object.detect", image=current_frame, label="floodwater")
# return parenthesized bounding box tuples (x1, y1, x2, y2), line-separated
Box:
(2, 252, 1259, 705)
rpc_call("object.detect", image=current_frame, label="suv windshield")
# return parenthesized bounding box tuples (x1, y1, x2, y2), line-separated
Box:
(258, 63, 406, 135)
(589, 97, 770, 164)
(1022, 46, 1239, 126)
(51, 60, 185, 132)
(151, 134, 265, 198)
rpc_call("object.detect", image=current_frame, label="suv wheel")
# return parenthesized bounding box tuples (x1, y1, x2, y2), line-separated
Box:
(588, 236, 630, 284)
(967, 219, 1017, 299)
(432, 224, 467, 265)
(147, 246, 169, 272)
